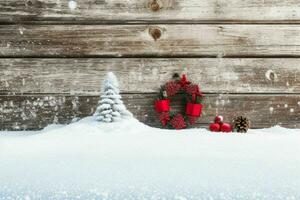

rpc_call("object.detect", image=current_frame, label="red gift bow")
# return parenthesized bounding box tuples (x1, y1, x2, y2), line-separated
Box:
(179, 74, 191, 87)
(192, 94, 196, 102)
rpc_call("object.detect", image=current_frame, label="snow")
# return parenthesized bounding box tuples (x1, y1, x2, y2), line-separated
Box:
(269, 106, 274, 113)
(68, 0, 77, 11)
(94, 72, 132, 123)
(1, 117, 300, 199)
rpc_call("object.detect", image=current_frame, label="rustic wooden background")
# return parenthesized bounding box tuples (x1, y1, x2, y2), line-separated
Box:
(0, 0, 300, 130)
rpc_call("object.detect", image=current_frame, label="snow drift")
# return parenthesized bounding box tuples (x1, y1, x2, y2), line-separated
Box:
(1, 117, 300, 199)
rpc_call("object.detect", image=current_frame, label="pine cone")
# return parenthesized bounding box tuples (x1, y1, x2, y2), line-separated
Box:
(184, 84, 200, 95)
(233, 116, 250, 133)
(170, 114, 187, 129)
(165, 81, 181, 97)
(159, 112, 170, 126)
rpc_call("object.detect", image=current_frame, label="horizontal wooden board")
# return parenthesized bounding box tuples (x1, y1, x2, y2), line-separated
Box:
(1, 58, 300, 94)
(1, 25, 300, 57)
(1, 0, 300, 23)
(0, 94, 299, 130)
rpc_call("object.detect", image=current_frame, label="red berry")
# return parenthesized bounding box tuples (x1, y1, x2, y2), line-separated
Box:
(220, 123, 232, 133)
(215, 115, 224, 124)
(209, 123, 220, 132)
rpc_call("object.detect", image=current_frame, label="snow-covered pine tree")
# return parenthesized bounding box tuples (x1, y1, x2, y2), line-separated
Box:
(94, 72, 132, 122)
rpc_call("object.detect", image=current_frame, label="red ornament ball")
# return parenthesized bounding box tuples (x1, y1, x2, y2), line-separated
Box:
(220, 123, 232, 132)
(209, 123, 220, 132)
(215, 115, 224, 124)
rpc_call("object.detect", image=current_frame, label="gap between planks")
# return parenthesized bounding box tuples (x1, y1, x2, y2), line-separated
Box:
(3, 55, 300, 59)
(3, 21, 300, 25)
(1, 93, 300, 96)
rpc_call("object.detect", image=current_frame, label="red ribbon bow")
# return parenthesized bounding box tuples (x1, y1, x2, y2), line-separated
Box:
(179, 74, 191, 87)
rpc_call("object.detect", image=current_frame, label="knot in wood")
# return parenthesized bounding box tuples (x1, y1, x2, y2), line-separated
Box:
(25, 0, 33, 6)
(149, 1, 160, 12)
(25, 0, 43, 8)
(265, 70, 277, 82)
(173, 73, 180, 79)
(269, 72, 275, 81)
(149, 27, 162, 41)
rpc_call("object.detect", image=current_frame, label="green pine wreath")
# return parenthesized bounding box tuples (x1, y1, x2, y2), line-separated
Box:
(154, 74, 204, 129)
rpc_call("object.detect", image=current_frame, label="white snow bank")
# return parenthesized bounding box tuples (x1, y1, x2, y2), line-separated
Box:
(1, 117, 300, 199)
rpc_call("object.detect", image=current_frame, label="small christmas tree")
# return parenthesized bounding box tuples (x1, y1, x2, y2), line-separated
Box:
(94, 72, 132, 122)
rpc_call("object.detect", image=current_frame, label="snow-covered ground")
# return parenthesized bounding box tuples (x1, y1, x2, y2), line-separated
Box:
(1, 117, 300, 200)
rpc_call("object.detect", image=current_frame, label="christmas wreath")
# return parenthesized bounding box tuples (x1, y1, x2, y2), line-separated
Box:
(154, 74, 204, 129)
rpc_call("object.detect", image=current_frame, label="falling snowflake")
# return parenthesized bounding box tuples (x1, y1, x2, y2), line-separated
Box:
(68, 0, 77, 10)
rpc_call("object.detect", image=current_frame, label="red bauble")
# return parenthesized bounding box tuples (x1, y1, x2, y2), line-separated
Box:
(220, 123, 232, 133)
(215, 115, 224, 124)
(209, 123, 220, 132)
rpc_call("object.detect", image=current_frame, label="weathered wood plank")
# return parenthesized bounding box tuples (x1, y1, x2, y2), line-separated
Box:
(1, 58, 300, 94)
(1, 25, 300, 57)
(1, 94, 299, 130)
(1, 0, 300, 23)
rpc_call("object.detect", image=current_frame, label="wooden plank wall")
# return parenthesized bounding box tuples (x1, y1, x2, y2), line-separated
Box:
(0, 0, 299, 130)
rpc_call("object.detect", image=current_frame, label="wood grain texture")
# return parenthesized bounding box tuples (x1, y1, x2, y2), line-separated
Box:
(1, 0, 300, 23)
(1, 58, 300, 94)
(1, 1, 300, 131)
(1, 25, 300, 57)
(0, 94, 299, 130)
